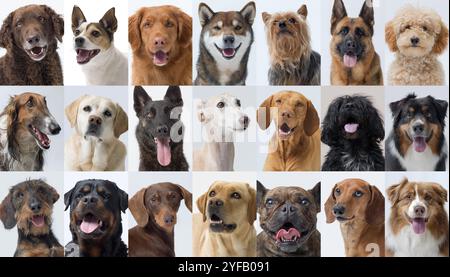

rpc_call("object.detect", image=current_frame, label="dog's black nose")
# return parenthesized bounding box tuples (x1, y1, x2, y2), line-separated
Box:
(209, 199, 224, 207)
(30, 201, 41, 212)
(333, 205, 345, 216)
(223, 35, 235, 45)
(164, 215, 175, 224)
(27, 35, 40, 45)
(75, 37, 85, 47)
(345, 39, 356, 49)
(50, 124, 61, 135)
(410, 37, 420, 45)
(413, 123, 424, 134)
(414, 205, 426, 217)
(89, 116, 102, 126)
(156, 125, 169, 135)
(278, 21, 287, 29)
(82, 195, 98, 205)
(281, 203, 296, 214)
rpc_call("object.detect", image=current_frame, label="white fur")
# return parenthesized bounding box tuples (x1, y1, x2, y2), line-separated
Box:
(389, 139, 443, 171)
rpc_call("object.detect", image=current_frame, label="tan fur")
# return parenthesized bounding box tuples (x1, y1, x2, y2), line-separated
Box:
(257, 91, 320, 171)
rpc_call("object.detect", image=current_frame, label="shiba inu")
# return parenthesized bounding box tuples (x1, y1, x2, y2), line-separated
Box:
(195, 2, 256, 85)
(71, 6, 128, 85)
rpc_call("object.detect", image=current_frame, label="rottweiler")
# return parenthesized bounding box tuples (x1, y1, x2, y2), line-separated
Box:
(64, 179, 128, 257)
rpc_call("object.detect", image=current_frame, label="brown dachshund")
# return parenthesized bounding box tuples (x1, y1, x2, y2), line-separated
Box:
(325, 178, 385, 257)
(128, 182, 192, 257)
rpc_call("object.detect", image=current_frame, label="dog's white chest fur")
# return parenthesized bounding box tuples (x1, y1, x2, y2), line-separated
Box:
(389, 140, 442, 171)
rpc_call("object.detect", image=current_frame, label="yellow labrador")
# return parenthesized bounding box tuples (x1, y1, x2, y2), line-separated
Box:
(64, 95, 128, 171)
(193, 181, 256, 257)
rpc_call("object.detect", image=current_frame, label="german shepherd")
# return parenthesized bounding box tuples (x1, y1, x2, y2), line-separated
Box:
(330, 0, 383, 85)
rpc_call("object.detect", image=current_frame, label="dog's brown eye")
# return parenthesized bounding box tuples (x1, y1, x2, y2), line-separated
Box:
(300, 199, 309, 206)
(231, 192, 241, 199)
(143, 22, 151, 28)
(296, 102, 304, 108)
(83, 106, 91, 112)
(422, 26, 428, 32)
(335, 188, 341, 195)
(275, 99, 282, 104)
(91, 31, 100, 37)
(353, 191, 363, 198)
(405, 25, 411, 30)
(16, 21, 23, 28)
(26, 99, 33, 108)
(217, 102, 225, 108)
(147, 108, 155, 119)
(214, 26, 221, 31)
(104, 110, 112, 117)
(16, 192, 24, 199)
(74, 29, 81, 36)
(165, 20, 174, 28)
(340, 27, 349, 35)
(355, 28, 365, 37)
(235, 25, 242, 31)
(266, 199, 273, 206)
(38, 16, 46, 23)
(288, 18, 296, 24)
(209, 191, 216, 197)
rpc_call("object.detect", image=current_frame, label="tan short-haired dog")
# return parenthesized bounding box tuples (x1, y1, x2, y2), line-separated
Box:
(193, 181, 256, 257)
(257, 91, 320, 171)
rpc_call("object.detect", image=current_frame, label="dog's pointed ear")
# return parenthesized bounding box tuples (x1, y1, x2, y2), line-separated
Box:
(65, 96, 85, 128)
(331, 0, 347, 34)
(0, 12, 14, 50)
(114, 103, 128, 138)
(198, 3, 215, 27)
(325, 184, 337, 223)
(262, 12, 272, 25)
(174, 184, 192, 212)
(257, 95, 273, 130)
(256, 181, 267, 209)
(385, 20, 398, 52)
(304, 100, 319, 136)
(129, 9, 142, 51)
(297, 4, 308, 20)
(196, 191, 208, 222)
(177, 9, 192, 48)
(359, 0, 374, 35)
(42, 5, 64, 42)
(429, 96, 448, 125)
(309, 182, 321, 213)
(240, 2, 256, 25)
(100, 7, 118, 34)
(0, 190, 17, 229)
(433, 20, 449, 54)
(129, 187, 149, 227)
(365, 185, 385, 225)
(387, 178, 408, 207)
(71, 5, 86, 33)
(164, 86, 183, 107)
(64, 186, 76, 211)
(247, 184, 257, 225)
(133, 86, 151, 117)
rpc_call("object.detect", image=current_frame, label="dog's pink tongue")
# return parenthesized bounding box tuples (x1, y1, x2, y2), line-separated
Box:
(156, 138, 171, 166)
(412, 218, 426, 234)
(275, 228, 301, 242)
(344, 123, 359, 133)
(222, 48, 235, 57)
(153, 51, 168, 65)
(76, 49, 90, 63)
(80, 218, 99, 234)
(344, 54, 357, 68)
(413, 137, 426, 152)
(31, 215, 45, 227)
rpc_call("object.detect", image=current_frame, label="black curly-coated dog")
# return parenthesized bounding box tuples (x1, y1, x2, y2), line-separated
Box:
(321, 95, 385, 171)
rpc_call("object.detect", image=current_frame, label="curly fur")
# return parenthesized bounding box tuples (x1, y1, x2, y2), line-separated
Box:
(385, 5, 448, 85)
(321, 95, 385, 171)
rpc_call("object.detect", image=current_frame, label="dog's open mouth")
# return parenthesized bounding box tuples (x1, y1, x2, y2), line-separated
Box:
(406, 213, 429, 235)
(26, 46, 48, 61)
(153, 50, 170, 66)
(30, 215, 46, 228)
(412, 135, 431, 153)
(344, 122, 359, 134)
(343, 52, 358, 68)
(215, 43, 241, 60)
(274, 223, 306, 244)
(154, 137, 171, 166)
(209, 214, 237, 233)
(278, 123, 295, 140)
(76, 49, 100, 64)
(29, 124, 51, 150)
(77, 213, 105, 235)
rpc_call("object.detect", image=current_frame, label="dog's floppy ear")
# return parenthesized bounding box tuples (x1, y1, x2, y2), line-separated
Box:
(100, 7, 118, 34)
(4, 97, 20, 161)
(177, 9, 192, 48)
(164, 86, 183, 107)
(133, 86, 151, 117)
(359, 0, 374, 35)
(198, 3, 215, 27)
(71, 5, 86, 33)
(430, 183, 448, 206)
(64, 186, 76, 211)
(367, 101, 384, 142)
(385, 20, 398, 52)
(129, 187, 149, 227)
(129, 9, 142, 51)
(114, 103, 128, 138)
(331, 0, 347, 34)
(0, 11, 14, 50)
(324, 184, 337, 223)
(247, 184, 257, 225)
(240, 2, 256, 25)
(196, 99, 208, 123)
(42, 5, 64, 43)
(297, 4, 308, 20)
(309, 182, 321, 213)
(257, 95, 273, 130)
(256, 181, 267, 209)
(321, 97, 341, 146)
(0, 190, 17, 229)
(387, 178, 408, 207)
(65, 96, 85, 128)
(365, 185, 385, 225)
(196, 191, 208, 222)
(389, 93, 415, 118)
(115, 185, 128, 213)
(432, 20, 449, 54)
(174, 184, 192, 212)
(304, 100, 320, 136)
(43, 183, 60, 204)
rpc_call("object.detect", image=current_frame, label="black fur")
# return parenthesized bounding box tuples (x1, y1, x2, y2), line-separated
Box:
(321, 95, 385, 171)
(133, 86, 189, 171)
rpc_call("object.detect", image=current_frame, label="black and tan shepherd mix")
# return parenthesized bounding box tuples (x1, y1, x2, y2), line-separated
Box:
(64, 179, 128, 257)
(0, 179, 63, 257)
(330, 0, 382, 85)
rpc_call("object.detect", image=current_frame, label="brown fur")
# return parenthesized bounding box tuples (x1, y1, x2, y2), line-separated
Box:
(129, 5, 192, 85)
(257, 91, 320, 171)
(324, 178, 385, 257)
